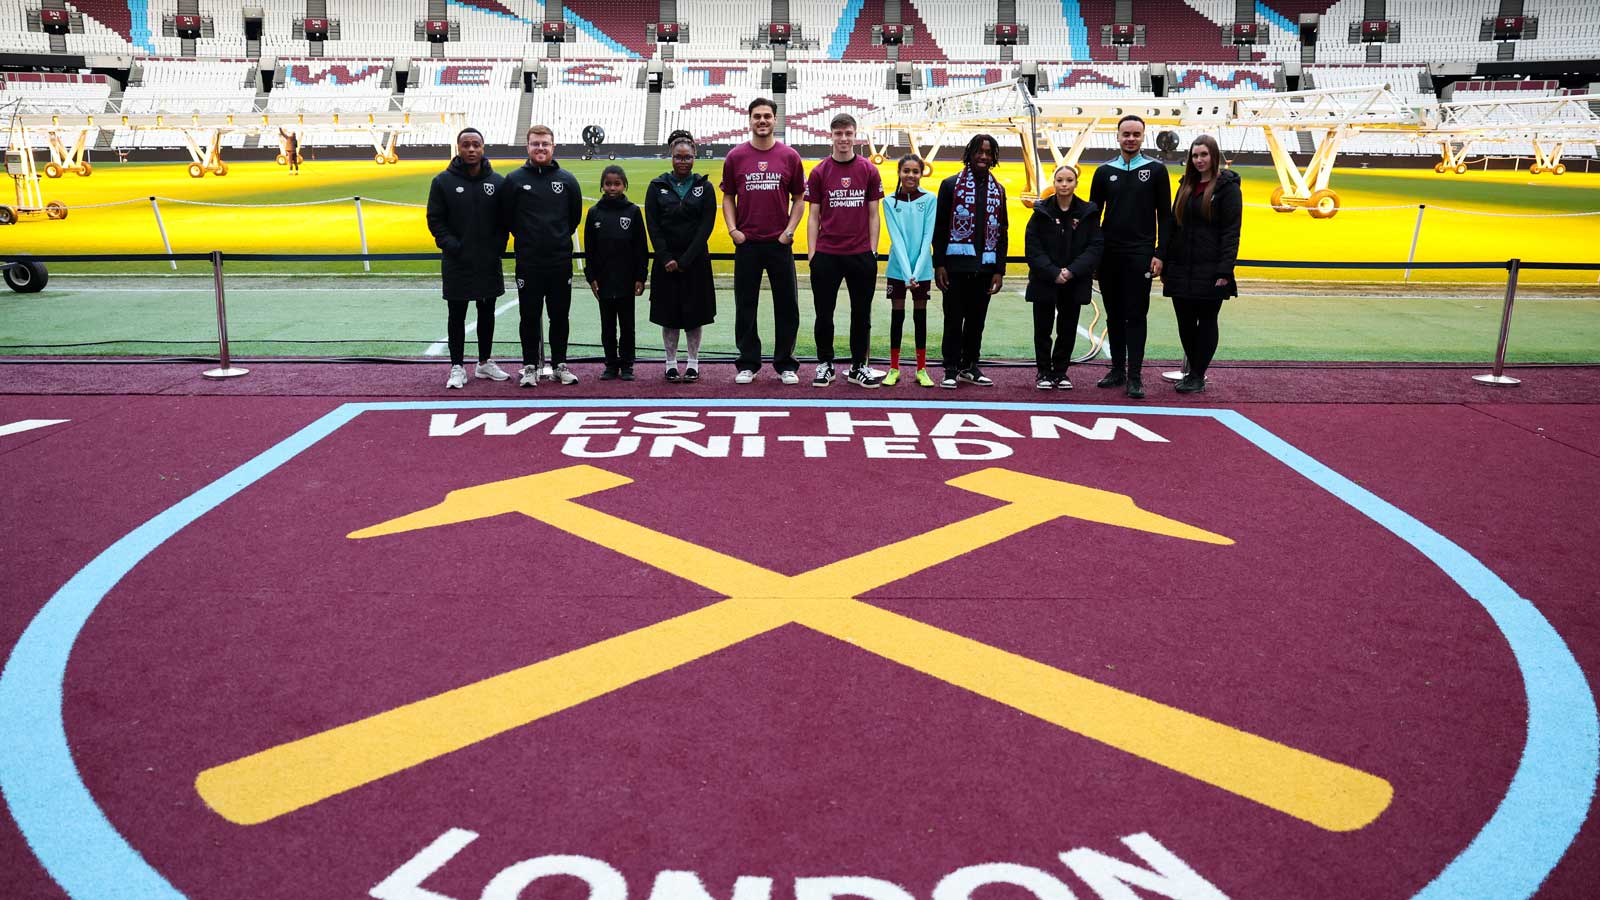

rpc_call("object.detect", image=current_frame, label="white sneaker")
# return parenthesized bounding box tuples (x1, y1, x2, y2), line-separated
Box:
(735, 369, 756, 384)
(446, 365, 467, 389)
(553, 363, 578, 385)
(779, 370, 800, 386)
(539, 363, 554, 382)
(474, 360, 510, 381)
(519, 365, 539, 387)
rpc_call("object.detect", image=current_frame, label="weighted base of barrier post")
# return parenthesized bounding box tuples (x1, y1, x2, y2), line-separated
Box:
(1161, 371, 1185, 382)
(1472, 373, 1520, 387)
(202, 365, 250, 379)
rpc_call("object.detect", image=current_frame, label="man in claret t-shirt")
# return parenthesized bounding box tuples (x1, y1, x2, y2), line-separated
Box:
(721, 97, 807, 385)
(805, 112, 884, 389)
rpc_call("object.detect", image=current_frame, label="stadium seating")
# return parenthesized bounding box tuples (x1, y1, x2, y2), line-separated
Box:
(783, 62, 899, 141)
(402, 58, 522, 145)
(526, 59, 648, 145)
(658, 59, 766, 143)
(267, 58, 393, 146)
(115, 58, 258, 149)
(0, 72, 113, 147)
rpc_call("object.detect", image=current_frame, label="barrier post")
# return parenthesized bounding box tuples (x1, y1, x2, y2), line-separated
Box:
(149, 196, 176, 271)
(1473, 258, 1521, 386)
(353, 196, 370, 273)
(1404, 204, 1425, 282)
(202, 250, 249, 379)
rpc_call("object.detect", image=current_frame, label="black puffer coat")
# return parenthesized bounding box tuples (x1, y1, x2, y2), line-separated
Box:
(1161, 167, 1242, 300)
(425, 157, 508, 301)
(1024, 195, 1102, 306)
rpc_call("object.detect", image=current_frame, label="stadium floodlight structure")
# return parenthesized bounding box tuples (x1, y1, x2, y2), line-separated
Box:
(859, 79, 1425, 219)
(1417, 93, 1600, 176)
(4, 96, 466, 181)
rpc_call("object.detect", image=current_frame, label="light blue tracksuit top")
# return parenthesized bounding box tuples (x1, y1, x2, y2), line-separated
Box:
(883, 191, 936, 284)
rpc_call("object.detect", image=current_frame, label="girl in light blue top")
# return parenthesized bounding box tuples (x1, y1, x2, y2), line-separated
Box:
(881, 154, 938, 387)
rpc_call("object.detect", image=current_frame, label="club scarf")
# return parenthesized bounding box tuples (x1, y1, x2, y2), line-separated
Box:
(947, 167, 1003, 264)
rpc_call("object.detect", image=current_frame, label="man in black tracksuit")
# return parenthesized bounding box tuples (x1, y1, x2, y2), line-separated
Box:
(425, 127, 509, 389)
(501, 124, 583, 387)
(1089, 115, 1173, 400)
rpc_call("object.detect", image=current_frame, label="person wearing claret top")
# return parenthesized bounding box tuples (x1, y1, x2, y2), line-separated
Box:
(722, 97, 806, 385)
(805, 113, 885, 389)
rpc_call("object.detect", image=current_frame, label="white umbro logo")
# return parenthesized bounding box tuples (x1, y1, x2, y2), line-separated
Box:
(523, 184, 531, 191)
(1109, 175, 1118, 182)
(455, 186, 464, 193)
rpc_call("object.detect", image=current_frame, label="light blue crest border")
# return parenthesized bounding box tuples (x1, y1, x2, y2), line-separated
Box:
(2, 400, 1594, 899)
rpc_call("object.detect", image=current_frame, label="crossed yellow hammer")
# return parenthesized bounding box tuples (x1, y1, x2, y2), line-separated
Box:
(195, 465, 1392, 832)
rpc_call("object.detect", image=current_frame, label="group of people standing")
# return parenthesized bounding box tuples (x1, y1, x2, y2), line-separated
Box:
(424, 101, 1241, 396)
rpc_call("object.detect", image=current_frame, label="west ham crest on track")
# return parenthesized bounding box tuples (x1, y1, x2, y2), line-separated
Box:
(1, 400, 1592, 900)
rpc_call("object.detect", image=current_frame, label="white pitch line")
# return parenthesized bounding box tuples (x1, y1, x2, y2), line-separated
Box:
(424, 298, 520, 357)
(0, 419, 69, 438)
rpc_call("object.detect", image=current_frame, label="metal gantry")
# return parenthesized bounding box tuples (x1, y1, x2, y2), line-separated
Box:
(861, 80, 1600, 218)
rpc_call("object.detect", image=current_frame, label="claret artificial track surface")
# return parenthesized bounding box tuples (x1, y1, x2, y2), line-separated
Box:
(2, 361, 1598, 899)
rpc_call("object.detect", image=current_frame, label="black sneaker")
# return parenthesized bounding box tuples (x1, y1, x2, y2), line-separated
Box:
(684, 367, 700, 383)
(940, 373, 959, 389)
(812, 362, 835, 387)
(1126, 376, 1145, 400)
(1036, 373, 1054, 390)
(1175, 375, 1206, 394)
(845, 365, 883, 388)
(599, 366, 619, 381)
(664, 367, 681, 383)
(620, 367, 635, 381)
(958, 367, 994, 386)
(1097, 368, 1126, 389)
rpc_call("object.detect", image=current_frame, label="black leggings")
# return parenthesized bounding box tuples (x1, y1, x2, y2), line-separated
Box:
(446, 298, 496, 367)
(1171, 295, 1224, 378)
(598, 295, 636, 368)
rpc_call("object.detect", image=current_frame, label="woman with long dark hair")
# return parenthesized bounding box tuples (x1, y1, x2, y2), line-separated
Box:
(1161, 134, 1241, 394)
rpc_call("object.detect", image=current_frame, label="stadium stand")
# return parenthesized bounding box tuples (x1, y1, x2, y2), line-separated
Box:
(671, 1, 766, 60)
(561, 1, 656, 58)
(0, 72, 112, 147)
(402, 57, 522, 145)
(783, 61, 899, 140)
(266, 58, 393, 146)
(1013, 0, 1084, 62)
(657, 58, 766, 143)
(526, 59, 648, 145)
(114, 58, 258, 149)
(318, 0, 423, 60)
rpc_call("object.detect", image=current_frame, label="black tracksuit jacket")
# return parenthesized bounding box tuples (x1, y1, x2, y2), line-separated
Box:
(582, 195, 649, 298)
(425, 156, 508, 301)
(1089, 155, 1174, 262)
(499, 159, 583, 273)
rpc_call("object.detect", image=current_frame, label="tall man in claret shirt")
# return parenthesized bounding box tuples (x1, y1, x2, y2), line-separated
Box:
(1089, 114, 1173, 400)
(722, 97, 807, 385)
(806, 113, 884, 389)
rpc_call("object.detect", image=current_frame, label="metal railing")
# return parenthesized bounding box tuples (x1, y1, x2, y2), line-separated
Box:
(3, 250, 1597, 384)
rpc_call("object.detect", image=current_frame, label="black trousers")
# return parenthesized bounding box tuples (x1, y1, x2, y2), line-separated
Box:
(1171, 295, 1224, 378)
(1098, 253, 1155, 373)
(516, 269, 572, 367)
(941, 271, 994, 375)
(445, 298, 496, 367)
(733, 241, 800, 373)
(1032, 295, 1081, 376)
(811, 251, 877, 368)
(598, 295, 636, 368)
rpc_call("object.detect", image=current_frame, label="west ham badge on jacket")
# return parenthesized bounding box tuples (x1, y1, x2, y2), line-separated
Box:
(483, 184, 495, 196)
(1139, 169, 1151, 182)
(552, 182, 564, 194)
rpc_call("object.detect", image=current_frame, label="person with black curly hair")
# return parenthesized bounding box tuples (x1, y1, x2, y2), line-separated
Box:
(931, 133, 1009, 389)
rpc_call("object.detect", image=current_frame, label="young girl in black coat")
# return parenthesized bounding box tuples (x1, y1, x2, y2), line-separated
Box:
(1023, 164, 1102, 390)
(584, 165, 648, 380)
(1161, 134, 1242, 394)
